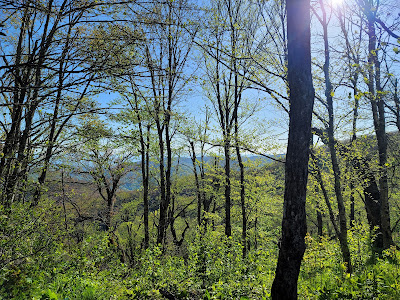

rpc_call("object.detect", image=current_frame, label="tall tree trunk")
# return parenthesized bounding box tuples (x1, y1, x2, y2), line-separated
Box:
(133, 92, 151, 248)
(144, 125, 150, 249)
(317, 205, 323, 238)
(393, 79, 400, 131)
(349, 189, 355, 228)
(229, 3, 246, 254)
(190, 141, 202, 226)
(236, 143, 246, 257)
(106, 195, 116, 231)
(224, 140, 232, 237)
(366, 6, 393, 251)
(271, 0, 314, 297)
(156, 119, 167, 245)
(319, 0, 352, 273)
(146, 45, 167, 246)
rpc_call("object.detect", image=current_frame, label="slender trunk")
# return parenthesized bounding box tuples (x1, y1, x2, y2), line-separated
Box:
(144, 125, 150, 248)
(200, 153, 207, 215)
(229, 6, 246, 254)
(190, 141, 202, 226)
(164, 109, 172, 244)
(212, 198, 216, 231)
(394, 79, 400, 131)
(350, 188, 355, 228)
(137, 116, 150, 248)
(33, 75, 64, 205)
(224, 140, 232, 237)
(236, 144, 246, 257)
(349, 72, 359, 230)
(254, 215, 258, 250)
(61, 168, 68, 231)
(212, 25, 232, 237)
(311, 152, 340, 238)
(375, 62, 392, 250)
(317, 210, 323, 238)
(165, 0, 173, 240)
(106, 196, 115, 231)
(156, 120, 167, 245)
(319, 0, 352, 272)
(367, 9, 393, 251)
(200, 148, 210, 227)
(156, 2, 174, 245)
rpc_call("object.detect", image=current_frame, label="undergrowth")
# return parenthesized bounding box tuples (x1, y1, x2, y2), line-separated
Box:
(1, 213, 400, 299)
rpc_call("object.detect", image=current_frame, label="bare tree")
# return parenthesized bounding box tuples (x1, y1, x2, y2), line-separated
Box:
(0, 0, 121, 208)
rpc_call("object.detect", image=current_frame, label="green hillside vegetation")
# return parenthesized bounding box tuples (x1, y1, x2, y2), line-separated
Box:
(2, 134, 400, 299)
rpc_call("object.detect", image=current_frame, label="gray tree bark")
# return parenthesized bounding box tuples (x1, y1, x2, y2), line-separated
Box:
(271, 0, 314, 297)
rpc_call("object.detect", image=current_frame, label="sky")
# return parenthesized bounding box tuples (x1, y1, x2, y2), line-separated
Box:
(85, 0, 400, 156)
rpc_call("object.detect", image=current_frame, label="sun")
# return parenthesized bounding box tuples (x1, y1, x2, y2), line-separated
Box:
(331, 0, 345, 8)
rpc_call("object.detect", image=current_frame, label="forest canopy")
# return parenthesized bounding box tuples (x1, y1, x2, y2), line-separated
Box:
(0, 0, 400, 299)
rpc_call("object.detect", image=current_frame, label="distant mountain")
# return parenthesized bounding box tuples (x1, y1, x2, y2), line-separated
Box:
(120, 155, 284, 191)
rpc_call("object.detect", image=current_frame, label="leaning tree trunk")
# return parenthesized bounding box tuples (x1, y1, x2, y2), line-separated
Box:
(271, 0, 314, 297)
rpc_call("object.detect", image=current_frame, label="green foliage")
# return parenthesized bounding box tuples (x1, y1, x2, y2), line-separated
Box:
(299, 228, 400, 299)
(0, 200, 63, 298)
(187, 230, 276, 299)
(115, 230, 277, 299)
(2, 203, 400, 300)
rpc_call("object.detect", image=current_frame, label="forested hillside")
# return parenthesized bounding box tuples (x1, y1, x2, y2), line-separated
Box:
(1, 0, 400, 299)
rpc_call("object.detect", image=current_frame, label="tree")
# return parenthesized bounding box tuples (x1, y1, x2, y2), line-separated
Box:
(132, 0, 198, 246)
(0, 0, 120, 208)
(361, 0, 395, 251)
(200, 0, 257, 238)
(271, 0, 315, 297)
(114, 89, 153, 248)
(336, 3, 364, 228)
(334, 0, 392, 253)
(311, 0, 352, 273)
(73, 119, 134, 231)
(183, 107, 211, 227)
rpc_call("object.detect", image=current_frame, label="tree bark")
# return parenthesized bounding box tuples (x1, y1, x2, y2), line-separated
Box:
(271, 0, 314, 297)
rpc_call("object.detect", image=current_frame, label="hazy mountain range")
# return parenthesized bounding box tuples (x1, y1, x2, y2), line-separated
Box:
(120, 155, 284, 191)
